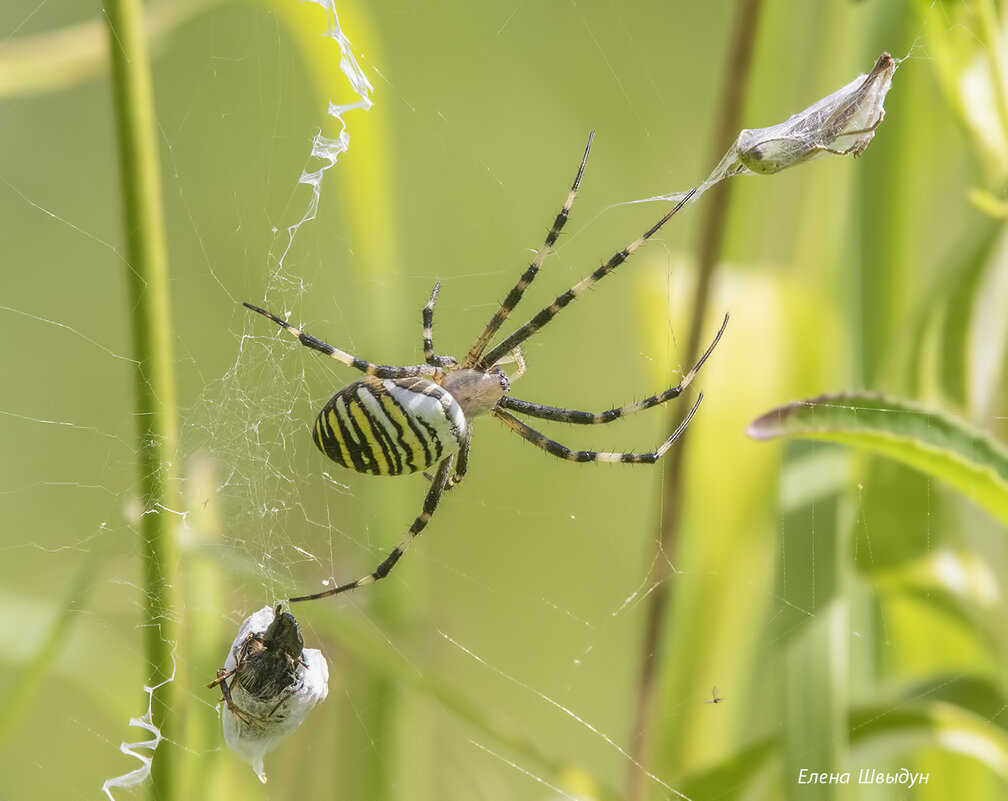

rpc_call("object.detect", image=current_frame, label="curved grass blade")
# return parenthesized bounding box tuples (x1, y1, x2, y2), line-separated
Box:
(748, 393, 1008, 525)
(677, 675, 1008, 797)
(850, 699, 1008, 782)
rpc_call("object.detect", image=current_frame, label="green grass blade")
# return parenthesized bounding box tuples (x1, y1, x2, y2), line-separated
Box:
(775, 441, 852, 801)
(748, 393, 1008, 525)
(104, 0, 180, 796)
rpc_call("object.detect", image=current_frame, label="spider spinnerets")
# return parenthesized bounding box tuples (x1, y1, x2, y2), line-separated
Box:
(244, 132, 728, 602)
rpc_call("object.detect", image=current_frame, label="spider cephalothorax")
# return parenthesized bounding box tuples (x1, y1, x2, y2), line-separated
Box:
(244, 133, 727, 601)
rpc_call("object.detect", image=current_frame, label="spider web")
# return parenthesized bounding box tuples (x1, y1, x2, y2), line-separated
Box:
(172, 3, 694, 789)
(0, 2, 1005, 800)
(185, 0, 377, 605)
(173, 3, 685, 794)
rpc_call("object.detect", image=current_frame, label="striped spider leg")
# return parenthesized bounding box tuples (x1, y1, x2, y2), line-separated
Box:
(462, 132, 594, 369)
(244, 133, 726, 602)
(492, 312, 728, 462)
(421, 281, 458, 370)
(289, 458, 456, 602)
(472, 184, 698, 371)
(492, 396, 703, 465)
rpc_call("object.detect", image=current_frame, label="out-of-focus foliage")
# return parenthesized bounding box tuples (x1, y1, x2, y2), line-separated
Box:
(0, 1, 1005, 800)
(915, 0, 1008, 179)
(749, 392, 1008, 524)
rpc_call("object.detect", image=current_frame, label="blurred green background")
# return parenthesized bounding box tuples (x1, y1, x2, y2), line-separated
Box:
(1, 1, 1006, 799)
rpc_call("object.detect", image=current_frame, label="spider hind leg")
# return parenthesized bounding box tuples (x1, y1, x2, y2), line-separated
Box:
(289, 457, 455, 602)
(492, 395, 702, 464)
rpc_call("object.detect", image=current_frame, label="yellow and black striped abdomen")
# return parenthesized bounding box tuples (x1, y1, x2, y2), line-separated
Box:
(313, 375, 467, 476)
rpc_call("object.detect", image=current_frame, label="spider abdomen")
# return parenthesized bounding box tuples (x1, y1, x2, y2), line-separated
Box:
(313, 375, 467, 476)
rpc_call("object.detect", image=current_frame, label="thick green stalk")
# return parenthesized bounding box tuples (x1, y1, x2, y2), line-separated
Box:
(104, 1, 179, 799)
(624, 2, 763, 798)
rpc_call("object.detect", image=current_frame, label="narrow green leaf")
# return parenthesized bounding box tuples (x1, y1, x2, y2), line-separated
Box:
(0, 0, 221, 98)
(851, 700, 1008, 782)
(748, 393, 1008, 524)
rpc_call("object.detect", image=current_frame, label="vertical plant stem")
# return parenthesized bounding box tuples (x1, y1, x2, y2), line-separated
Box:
(625, 2, 763, 798)
(104, 2, 180, 799)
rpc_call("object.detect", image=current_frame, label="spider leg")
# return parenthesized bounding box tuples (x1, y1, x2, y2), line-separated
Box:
(421, 281, 459, 369)
(289, 457, 455, 602)
(462, 132, 594, 368)
(477, 187, 697, 370)
(419, 428, 470, 490)
(491, 395, 701, 464)
(498, 314, 727, 424)
(244, 303, 441, 380)
(444, 428, 472, 491)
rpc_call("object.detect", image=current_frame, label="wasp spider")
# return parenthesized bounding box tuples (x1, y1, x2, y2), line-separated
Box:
(245, 133, 728, 602)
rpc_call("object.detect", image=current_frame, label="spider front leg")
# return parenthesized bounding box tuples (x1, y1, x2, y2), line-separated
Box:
(421, 282, 458, 369)
(244, 302, 440, 380)
(498, 314, 727, 424)
(492, 396, 702, 464)
(289, 457, 455, 602)
(463, 132, 594, 368)
(476, 187, 697, 370)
